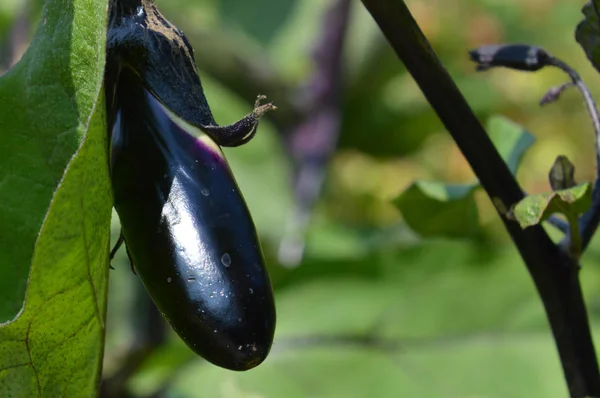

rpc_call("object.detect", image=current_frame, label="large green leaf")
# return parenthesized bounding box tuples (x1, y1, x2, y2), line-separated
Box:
(394, 115, 535, 238)
(0, 0, 108, 321)
(0, 0, 110, 395)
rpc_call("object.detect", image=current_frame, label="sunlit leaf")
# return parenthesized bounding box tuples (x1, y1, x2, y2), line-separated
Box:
(0, 0, 110, 395)
(510, 183, 592, 228)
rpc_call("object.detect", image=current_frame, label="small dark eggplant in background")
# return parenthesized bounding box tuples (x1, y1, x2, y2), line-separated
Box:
(105, 0, 276, 371)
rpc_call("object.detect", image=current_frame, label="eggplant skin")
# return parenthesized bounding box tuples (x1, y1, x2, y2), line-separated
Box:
(109, 67, 276, 371)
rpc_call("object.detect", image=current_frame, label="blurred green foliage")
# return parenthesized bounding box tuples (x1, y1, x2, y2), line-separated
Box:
(3, 0, 600, 396)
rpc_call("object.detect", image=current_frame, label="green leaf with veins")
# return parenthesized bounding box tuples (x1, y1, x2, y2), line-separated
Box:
(0, 0, 110, 396)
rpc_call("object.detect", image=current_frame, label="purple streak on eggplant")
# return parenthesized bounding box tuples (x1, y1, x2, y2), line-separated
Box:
(105, 0, 276, 371)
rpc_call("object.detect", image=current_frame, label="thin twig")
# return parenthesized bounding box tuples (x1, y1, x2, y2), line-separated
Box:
(359, 1, 600, 396)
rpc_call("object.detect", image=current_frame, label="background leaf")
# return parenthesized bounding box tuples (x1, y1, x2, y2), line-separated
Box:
(487, 115, 536, 175)
(394, 181, 479, 238)
(218, 0, 299, 45)
(0, 0, 110, 395)
(394, 116, 535, 238)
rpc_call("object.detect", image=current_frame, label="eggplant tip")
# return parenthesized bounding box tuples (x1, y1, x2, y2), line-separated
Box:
(210, 340, 272, 371)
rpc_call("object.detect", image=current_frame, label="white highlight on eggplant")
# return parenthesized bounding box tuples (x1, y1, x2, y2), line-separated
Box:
(161, 177, 203, 261)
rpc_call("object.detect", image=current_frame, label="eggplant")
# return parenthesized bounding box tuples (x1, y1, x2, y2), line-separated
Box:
(105, 0, 276, 371)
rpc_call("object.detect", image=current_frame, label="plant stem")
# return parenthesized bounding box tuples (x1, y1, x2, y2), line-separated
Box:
(359, 0, 600, 396)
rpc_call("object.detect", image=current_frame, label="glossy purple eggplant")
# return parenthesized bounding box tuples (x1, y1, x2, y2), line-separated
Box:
(106, 0, 276, 371)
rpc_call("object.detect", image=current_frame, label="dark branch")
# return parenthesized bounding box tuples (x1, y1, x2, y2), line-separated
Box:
(359, 1, 600, 396)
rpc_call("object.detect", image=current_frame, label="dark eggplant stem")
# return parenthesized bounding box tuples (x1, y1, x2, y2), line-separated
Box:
(277, 0, 352, 267)
(359, 0, 600, 396)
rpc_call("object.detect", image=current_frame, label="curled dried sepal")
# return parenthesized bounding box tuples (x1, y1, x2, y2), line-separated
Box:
(202, 95, 277, 147)
(469, 44, 551, 72)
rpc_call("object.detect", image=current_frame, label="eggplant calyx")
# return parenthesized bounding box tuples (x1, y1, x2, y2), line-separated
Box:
(201, 95, 277, 147)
